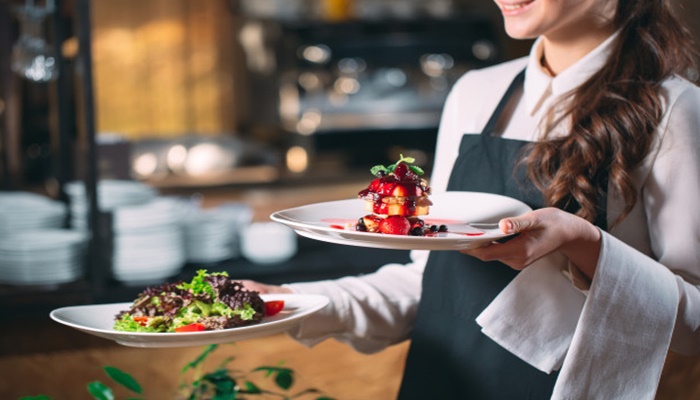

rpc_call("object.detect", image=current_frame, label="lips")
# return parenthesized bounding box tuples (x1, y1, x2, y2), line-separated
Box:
(496, 0, 536, 15)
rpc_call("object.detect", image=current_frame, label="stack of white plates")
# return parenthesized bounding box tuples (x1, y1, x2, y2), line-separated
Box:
(183, 202, 253, 264)
(65, 180, 186, 286)
(65, 180, 157, 230)
(111, 197, 187, 286)
(0, 229, 87, 286)
(112, 226, 185, 286)
(0, 192, 67, 236)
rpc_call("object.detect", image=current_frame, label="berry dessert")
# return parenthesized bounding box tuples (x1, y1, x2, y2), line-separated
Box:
(355, 155, 447, 236)
(113, 270, 283, 333)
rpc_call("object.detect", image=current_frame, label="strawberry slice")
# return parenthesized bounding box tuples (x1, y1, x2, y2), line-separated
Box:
(379, 215, 411, 235)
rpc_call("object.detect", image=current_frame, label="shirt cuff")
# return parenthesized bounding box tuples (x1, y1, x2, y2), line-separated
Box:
(567, 261, 592, 293)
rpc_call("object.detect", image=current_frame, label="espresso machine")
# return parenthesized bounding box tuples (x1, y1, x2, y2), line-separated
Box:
(235, 13, 502, 177)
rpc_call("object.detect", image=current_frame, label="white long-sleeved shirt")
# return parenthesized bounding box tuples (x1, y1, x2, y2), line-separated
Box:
(285, 34, 700, 399)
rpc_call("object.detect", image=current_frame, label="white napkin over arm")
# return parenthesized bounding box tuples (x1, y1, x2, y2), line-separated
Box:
(475, 252, 585, 373)
(476, 231, 680, 400)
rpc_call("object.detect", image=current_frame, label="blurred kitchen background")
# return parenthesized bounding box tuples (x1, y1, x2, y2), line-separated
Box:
(0, 0, 698, 398)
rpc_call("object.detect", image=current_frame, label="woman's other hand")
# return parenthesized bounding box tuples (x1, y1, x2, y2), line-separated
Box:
(460, 208, 602, 279)
(238, 280, 294, 294)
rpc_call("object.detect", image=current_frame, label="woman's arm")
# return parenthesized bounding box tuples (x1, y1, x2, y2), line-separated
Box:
(242, 251, 429, 353)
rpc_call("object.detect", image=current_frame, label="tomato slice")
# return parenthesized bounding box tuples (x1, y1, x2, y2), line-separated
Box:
(133, 316, 150, 326)
(174, 322, 206, 333)
(265, 300, 285, 316)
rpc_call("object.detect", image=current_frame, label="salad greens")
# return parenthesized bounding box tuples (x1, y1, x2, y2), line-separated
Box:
(114, 270, 265, 333)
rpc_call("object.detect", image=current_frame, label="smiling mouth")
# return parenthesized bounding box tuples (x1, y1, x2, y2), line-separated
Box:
(497, 0, 535, 13)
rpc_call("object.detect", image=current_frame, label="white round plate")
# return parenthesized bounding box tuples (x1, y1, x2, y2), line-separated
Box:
(50, 294, 329, 348)
(270, 191, 532, 251)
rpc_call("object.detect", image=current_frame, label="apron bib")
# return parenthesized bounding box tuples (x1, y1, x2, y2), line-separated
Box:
(398, 69, 607, 399)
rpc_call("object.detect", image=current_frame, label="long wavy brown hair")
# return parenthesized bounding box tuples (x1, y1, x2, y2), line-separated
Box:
(522, 0, 698, 227)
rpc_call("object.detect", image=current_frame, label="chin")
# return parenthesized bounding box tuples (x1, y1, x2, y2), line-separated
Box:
(506, 30, 539, 40)
(503, 24, 540, 40)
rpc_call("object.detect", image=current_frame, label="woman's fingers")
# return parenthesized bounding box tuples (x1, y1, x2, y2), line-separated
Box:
(461, 208, 572, 270)
(238, 279, 293, 294)
(500, 209, 545, 234)
(464, 235, 538, 270)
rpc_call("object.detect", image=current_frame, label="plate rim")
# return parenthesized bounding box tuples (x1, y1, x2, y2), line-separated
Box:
(270, 191, 532, 251)
(50, 293, 329, 347)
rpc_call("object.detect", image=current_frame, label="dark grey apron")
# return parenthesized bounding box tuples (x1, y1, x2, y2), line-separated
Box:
(398, 69, 607, 399)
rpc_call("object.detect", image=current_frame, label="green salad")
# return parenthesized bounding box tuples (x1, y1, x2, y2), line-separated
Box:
(114, 270, 266, 333)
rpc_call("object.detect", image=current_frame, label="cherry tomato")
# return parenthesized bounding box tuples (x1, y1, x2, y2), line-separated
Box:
(265, 300, 285, 316)
(174, 322, 206, 333)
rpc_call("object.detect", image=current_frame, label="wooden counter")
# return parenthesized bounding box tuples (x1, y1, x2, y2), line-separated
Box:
(0, 330, 409, 399)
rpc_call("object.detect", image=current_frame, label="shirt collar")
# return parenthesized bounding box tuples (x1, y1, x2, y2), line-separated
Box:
(524, 32, 619, 115)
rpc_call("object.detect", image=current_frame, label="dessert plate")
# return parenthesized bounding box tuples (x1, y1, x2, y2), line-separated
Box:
(50, 294, 328, 348)
(270, 191, 532, 251)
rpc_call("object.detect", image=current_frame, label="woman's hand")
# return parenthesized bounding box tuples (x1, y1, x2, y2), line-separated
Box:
(238, 280, 294, 294)
(460, 207, 602, 279)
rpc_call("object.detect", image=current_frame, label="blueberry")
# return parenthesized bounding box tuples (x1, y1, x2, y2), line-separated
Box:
(438, 225, 448, 232)
(409, 227, 424, 236)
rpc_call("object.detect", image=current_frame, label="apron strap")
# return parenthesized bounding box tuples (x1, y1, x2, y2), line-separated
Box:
(481, 68, 526, 135)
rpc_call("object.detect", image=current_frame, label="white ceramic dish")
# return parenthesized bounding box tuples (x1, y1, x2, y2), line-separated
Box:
(270, 191, 532, 251)
(50, 294, 329, 348)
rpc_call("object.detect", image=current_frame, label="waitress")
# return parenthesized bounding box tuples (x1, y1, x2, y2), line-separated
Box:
(242, 0, 700, 398)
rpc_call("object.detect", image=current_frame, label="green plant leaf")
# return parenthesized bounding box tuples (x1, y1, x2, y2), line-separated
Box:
(103, 366, 143, 394)
(211, 381, 236, 400)
(275, 370, 294, 390)
(86, 381, 114, 400)
(182, 344, 219, 373)
(217, 356, 236, 370)
(201, 369, 229, 382)
(252, 366, 295, 390)
(211, 393, 236, 400)
(243, 381, 262, 394)
(253, 366, 292, 377)
(19, 396, 52, 400)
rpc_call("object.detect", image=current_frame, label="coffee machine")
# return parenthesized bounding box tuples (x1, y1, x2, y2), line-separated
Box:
(234, 14, 502, 177)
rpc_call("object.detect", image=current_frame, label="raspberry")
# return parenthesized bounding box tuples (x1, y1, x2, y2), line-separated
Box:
(379, 216, 411, 235)
(393, 162, 410, 179)
(393, 162, 418, 181)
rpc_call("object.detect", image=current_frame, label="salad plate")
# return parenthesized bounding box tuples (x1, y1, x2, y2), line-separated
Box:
(50, 294, 329, 348)
(270, 191, 532, 251)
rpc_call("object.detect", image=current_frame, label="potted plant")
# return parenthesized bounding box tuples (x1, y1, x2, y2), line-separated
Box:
(20, 344, 335, 400)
